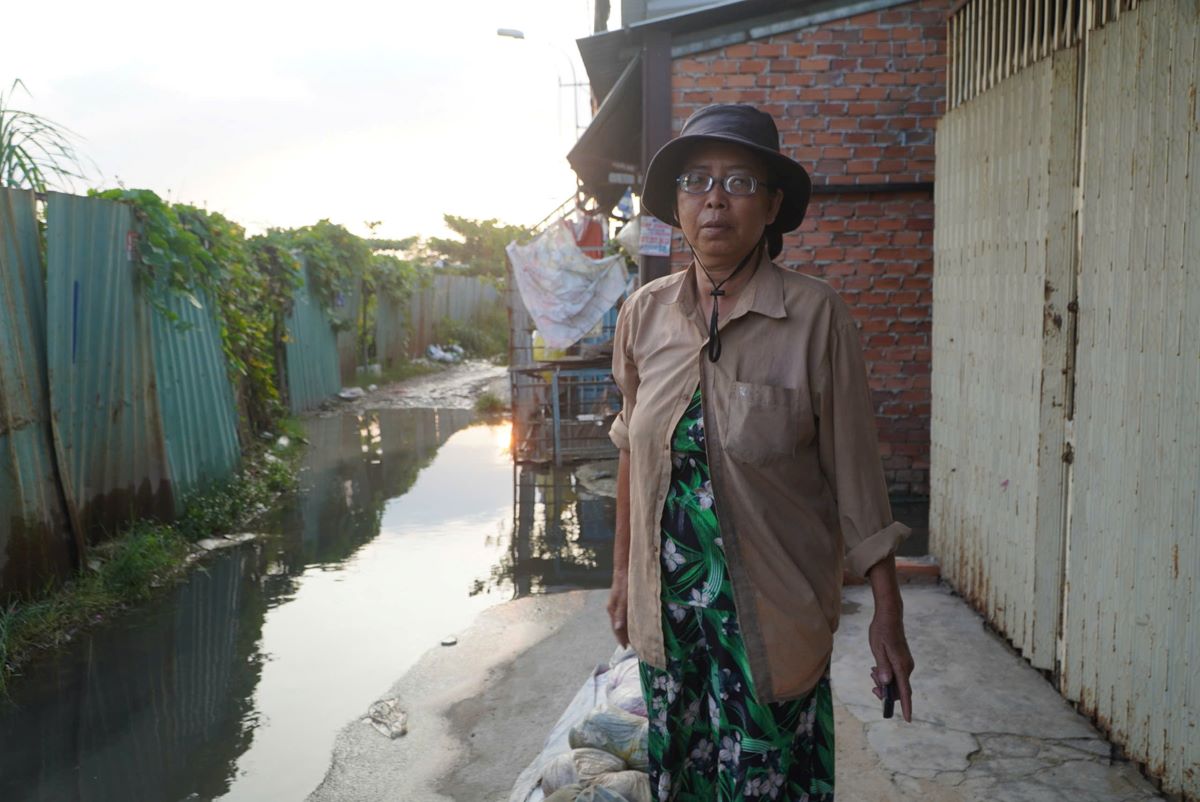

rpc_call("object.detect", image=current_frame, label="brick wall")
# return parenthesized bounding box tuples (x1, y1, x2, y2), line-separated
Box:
(666, 0, 948, 495)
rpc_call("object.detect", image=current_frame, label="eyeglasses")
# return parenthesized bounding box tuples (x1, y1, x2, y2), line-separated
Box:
(676, 171, 768, 196)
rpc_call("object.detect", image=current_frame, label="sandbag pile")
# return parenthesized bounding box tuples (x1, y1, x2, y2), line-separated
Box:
(539, 703, 651, 802)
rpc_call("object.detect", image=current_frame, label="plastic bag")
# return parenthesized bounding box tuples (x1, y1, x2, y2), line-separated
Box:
(604, 657, 647, 717)
(592, 770, 651, 802)
(544, 784, 585, 802)
(541, 751, 579, 795)
(576, 786, 631, 802)
(571, 747, 626, 783)
(568, 706, 650, 772)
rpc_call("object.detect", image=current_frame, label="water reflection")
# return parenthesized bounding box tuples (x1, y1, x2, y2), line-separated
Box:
(0, 409, 619, 802)
(483, 463, 616, 597)
(0, 408, 502, 802)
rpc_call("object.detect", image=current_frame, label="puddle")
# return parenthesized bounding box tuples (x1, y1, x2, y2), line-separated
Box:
(0, 407, 615, 802)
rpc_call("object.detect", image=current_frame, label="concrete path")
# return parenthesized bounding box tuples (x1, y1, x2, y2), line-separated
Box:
(307, 583, 1165, 802)
(833, 583, 1163, 802)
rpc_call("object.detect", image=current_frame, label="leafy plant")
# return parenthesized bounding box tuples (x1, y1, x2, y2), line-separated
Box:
(282, 219, 373, 326)
(0, 79, 90, 192)
(424, 215, 533, 286)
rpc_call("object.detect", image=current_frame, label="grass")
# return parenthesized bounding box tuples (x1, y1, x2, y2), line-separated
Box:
(432, 306, 509, 361)
(0, 430, 304, 696)
(473, 390, 507, 415)
(374, 358, 448, 387)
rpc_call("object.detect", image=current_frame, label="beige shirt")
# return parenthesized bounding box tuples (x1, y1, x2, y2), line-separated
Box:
(609, 252, 909, 702)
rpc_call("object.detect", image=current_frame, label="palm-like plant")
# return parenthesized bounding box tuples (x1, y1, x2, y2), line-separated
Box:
(0, 79, 89, 192)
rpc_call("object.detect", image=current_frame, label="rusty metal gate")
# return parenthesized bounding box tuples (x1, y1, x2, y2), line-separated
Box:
(933, 0, 1198, 796)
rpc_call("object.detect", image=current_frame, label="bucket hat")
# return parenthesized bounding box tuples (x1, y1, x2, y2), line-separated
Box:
(640, 104, 812, 258)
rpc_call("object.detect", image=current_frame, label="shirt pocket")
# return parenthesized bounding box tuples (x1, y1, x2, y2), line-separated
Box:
(724, 380, 814, 465)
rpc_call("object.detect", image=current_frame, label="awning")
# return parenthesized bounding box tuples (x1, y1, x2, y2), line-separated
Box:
(567, 54, 643, 214)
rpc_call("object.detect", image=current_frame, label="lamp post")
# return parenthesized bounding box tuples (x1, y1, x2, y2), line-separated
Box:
(496, 27, 587, 137)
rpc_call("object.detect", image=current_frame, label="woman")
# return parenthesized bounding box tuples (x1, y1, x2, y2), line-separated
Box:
(607, 104, 915, 801)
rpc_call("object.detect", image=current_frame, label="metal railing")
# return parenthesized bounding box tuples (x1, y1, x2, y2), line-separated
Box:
(948, 0, 1143, 108)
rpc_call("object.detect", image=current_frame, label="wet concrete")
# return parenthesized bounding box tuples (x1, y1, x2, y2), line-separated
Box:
(0, 393, 605, 801)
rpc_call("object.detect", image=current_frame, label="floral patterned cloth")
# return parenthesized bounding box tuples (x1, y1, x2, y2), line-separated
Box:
(639, 387, 835, 801)
(504, 220, 631, 349)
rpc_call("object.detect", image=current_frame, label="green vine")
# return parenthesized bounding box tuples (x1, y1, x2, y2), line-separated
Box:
(90, 188, 216, 317)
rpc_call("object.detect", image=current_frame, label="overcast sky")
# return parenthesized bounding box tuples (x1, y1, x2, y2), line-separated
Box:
(1, 0, 611, 240)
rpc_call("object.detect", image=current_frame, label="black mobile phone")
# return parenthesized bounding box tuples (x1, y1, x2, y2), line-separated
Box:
(882, 680, 898, 719)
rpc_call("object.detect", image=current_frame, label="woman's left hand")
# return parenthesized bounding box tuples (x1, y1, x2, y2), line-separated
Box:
(868, 610, 915, 722)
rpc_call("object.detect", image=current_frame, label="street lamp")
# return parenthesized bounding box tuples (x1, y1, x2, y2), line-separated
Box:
(496, 27, 587, 137)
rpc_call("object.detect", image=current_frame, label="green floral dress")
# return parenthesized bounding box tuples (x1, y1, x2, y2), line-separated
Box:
(639, 387, 835, 802)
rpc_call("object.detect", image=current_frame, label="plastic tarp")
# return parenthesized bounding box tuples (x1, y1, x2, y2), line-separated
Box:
(506, 222, 629, 351)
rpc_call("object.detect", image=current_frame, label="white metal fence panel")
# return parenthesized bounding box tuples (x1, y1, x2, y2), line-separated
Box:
(931, 49, 1079, 671)
(1061, 0, 1199, 793)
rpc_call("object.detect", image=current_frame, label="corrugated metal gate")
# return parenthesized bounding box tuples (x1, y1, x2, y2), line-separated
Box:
(932, 48, 1079, 670)
(1065, 1, 1198, 790)
(933, 0, 1199, 796)
(0, 189, 77, 593)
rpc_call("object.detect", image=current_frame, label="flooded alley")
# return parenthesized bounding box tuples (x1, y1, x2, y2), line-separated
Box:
(0, 392, 616, 801)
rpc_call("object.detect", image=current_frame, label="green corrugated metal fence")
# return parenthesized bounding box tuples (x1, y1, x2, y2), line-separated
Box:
(0, 189, 76, 594)
(46, 192, 176, 538)
(284, 261, 341, 413)
(44, 192, 241, 542)
(2, 188, 352, 593)
(334, 280, 361, 386)
(149, 284, 241, 510)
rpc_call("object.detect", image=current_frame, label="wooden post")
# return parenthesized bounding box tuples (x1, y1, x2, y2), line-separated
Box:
(640, 28, 672, 285)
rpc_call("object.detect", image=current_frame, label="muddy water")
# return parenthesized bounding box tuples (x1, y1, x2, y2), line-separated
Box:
(0, 407, 615, 802)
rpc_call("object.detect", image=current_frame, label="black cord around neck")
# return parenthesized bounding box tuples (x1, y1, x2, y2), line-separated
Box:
(685, 239, 763, 363)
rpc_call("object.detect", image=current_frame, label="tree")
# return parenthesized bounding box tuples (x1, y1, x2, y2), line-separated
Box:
(0, 80, 89, 192)
(423, 215, 533, 283)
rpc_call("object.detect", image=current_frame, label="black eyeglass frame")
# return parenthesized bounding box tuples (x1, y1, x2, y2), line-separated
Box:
(675, 171, 773, 197)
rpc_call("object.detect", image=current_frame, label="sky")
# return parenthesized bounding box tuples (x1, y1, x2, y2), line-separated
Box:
(1, 0, 613, 240)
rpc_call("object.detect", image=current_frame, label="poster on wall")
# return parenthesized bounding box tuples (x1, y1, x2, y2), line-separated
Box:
(638, 216, 673, 257)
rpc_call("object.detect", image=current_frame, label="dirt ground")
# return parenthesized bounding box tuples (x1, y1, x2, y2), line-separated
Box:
(317, 359, 509, 416)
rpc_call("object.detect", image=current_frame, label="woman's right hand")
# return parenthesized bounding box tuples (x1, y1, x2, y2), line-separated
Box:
(607, 571, 629, 647)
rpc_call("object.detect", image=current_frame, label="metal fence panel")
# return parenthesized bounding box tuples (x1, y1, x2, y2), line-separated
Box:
(334, 279, 360, 385)
(1063, 2, 1199, 793)
(284, 261, 341, 413)
(149, 287, 241, 508)
(930, 49, 1077, 671)
(0, 189, 75, 594)
(405, 274, 500, 357)
(374, 294, 407, 370)
(936, 1, 1200, 797)
(45, 193, 174, 540)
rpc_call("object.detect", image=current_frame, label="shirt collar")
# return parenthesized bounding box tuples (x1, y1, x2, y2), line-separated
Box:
(648, 247, 787, 322)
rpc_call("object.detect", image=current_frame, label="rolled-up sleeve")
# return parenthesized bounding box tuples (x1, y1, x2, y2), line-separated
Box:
(816, 313, 910, 578)
(609, 302, 638, 451)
